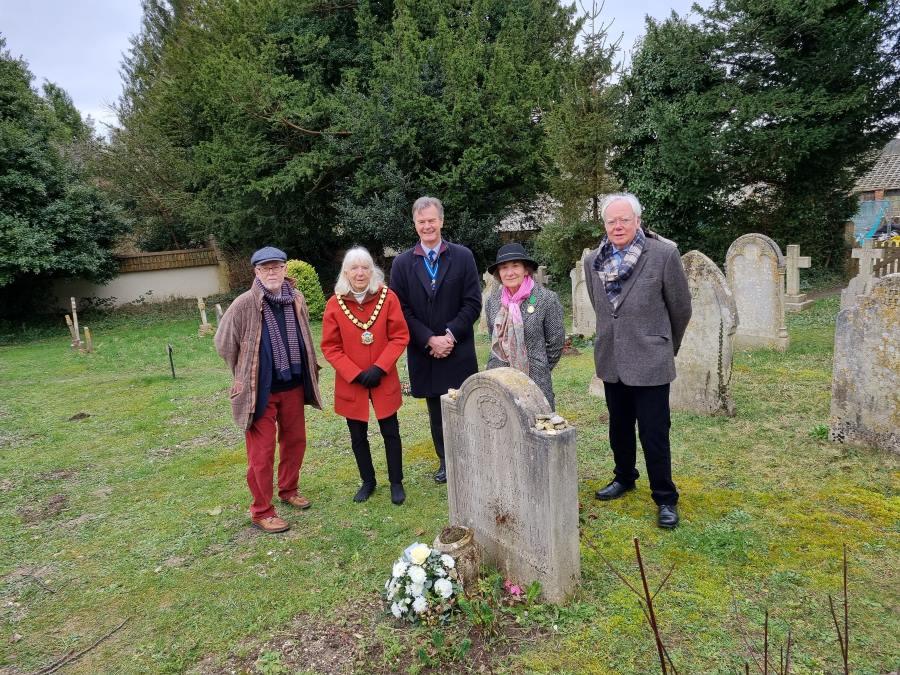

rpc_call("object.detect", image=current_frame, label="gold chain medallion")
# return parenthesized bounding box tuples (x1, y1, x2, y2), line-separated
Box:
(336, 286, 389, 344)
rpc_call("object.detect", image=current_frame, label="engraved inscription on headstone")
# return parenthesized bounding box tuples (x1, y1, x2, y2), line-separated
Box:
(671, 251, 738, 415)
(442, 369, 580, 602)
(830, 273, 899, 454)
(570, 248, 596, 337)
(726, 234, 788, 351)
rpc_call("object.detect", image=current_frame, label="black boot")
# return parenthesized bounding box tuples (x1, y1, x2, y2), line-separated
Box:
(390, 482, 406, 505)
(433, 460, 447, 484)
(353, 480, 376, 503)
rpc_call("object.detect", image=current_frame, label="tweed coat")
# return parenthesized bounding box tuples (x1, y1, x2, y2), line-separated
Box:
(485, 283, 565, 408)
(584, 233, 692, 386)
(215, 280, 322, 430)
(320, 287, 410, 422)
(389, 241, 482, 398)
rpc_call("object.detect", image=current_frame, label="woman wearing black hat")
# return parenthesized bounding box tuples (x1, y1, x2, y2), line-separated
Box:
(485, 243, 565, 408)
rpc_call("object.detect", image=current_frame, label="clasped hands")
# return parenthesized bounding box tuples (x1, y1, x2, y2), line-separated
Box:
(353, 365, 385, 388)
(427, 334, 454, 359)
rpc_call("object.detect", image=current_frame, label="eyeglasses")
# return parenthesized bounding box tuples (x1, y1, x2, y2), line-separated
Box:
(257, 263, 286, 272)
(604, 217, 634, 227)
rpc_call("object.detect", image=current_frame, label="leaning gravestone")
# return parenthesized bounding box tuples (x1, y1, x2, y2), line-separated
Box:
(570, 248, 596, 337)
(477, 271, 498, 335)
(442, 368, 580, 602)
(830, 273, 900, 454)
(726, 234, 789, 351)
(671, 251, 738, 415)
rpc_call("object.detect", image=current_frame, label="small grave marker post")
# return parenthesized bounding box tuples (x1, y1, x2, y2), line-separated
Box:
(70, 297, 82, 349)
(167, 344, 176, 379)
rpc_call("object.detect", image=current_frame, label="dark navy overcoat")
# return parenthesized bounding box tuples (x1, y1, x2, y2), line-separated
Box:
(389, 241, 482, 398)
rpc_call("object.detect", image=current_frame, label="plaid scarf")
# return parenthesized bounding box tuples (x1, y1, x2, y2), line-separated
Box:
(256, 278, 303, 381)
(491, 274, 534, 374)
(593, 228, 646, 308)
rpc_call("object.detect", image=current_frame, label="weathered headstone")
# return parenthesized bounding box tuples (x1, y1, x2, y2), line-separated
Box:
(783, 244, 813, 312)
(534, 265, 552, 287)
(214, 303, 224, 323)
(477, 271, 499, 334)
(830, 274, 899, 454)
(570, 248, 596, 337)
(197, 296, 214, 337)
(840, 241, 885, 310)
(726, 234, 789, 351)
(442, 368, 580, 602)
(671, 251, 738, 415)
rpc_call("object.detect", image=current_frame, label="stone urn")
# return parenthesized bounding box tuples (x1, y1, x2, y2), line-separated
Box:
(432, 525, 480, 593)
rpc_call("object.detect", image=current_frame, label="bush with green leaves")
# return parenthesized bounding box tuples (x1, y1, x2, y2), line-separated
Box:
(284, 259, 326, 320)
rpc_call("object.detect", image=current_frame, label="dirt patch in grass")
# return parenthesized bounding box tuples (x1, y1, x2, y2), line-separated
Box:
(16, 494, 68, 523)
(0, 478, 15, 492)
(191, 597, 546, 674)
(36, 468, 78, 481)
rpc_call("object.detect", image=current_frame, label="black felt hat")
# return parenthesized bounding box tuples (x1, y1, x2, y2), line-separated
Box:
(487, 243, 538, 275)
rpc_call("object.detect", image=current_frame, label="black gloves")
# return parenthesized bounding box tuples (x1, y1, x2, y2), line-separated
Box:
(353, 365, 385, 388)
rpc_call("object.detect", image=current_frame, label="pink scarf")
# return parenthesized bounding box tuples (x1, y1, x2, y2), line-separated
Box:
(491, 274, 534, 373)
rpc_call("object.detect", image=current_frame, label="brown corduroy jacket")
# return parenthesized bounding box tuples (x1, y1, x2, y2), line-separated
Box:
(215, 280, 322, 430)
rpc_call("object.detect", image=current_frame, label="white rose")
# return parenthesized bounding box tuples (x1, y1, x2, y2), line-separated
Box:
(409, 544, 431, 565)
(440, 554, 455, 569)
(409, 582, 424, 597)
(434, 577, 453, 599)
(392, 560, 409, 578)
(412, 596, 428, 614)
(391, 602, 405, 618)
(408, 565, 427, 584)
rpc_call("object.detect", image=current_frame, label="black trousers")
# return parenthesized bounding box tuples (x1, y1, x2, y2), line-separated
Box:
(346, 413, 403, 484)
(603, 381, 678, 506)
(425, 396, 444, 460)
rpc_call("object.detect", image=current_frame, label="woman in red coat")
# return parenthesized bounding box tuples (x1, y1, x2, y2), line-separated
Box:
(321, 247, 410, 504)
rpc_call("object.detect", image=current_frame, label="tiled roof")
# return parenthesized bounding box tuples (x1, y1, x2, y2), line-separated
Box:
(855, 138, 900, 192)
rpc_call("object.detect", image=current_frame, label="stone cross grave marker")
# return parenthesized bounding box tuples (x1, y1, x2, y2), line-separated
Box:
(726, 233, 789, 351)
(671, 251, 738, 416)
(477, 271, 499, 335)
(442, 368, 580, 602)
(570, 248, 596, 337)
(840, 241, 885, 310)
(533, 265, 551, 287)
(197, 297, 215, 337)
(830, 273, 899, 454)
(784, 244, 812, 312)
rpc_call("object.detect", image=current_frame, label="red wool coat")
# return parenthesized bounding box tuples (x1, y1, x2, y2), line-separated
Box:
(321, 287, 410, 422)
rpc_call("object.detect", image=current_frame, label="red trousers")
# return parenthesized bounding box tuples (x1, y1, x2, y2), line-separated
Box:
(244, 386, 307, 519)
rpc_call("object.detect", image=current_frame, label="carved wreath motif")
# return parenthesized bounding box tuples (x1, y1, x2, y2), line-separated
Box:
(477, 394, 508, 429)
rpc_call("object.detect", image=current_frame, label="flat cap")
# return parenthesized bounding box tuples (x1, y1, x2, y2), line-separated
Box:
(250, 246, 287, 266)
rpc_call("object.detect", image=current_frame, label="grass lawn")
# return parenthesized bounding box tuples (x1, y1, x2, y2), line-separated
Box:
(0, 296, 897, 674)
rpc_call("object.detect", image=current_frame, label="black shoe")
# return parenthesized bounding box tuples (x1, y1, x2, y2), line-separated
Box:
(594, 480, 635, 501)
(353, 481, 376, 503)
(433, 461, 447, 484)
(657, 504, 679, 529)
(390, 482, 406, 505)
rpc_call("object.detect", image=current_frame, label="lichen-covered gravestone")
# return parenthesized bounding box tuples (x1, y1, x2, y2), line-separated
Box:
(442, 368, 580, 602)
(570, 248, 596, 337)
(726, 234, 789, 351)
(671, 251, 738, 416)
(477, 271, 498, 335)
(840, 241, 885, 310)
(830, 273, 899, 454)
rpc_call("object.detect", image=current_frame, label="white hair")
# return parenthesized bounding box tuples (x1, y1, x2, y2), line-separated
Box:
(412, 196, 444, 220)
(600, 192, 643, 221)
(334, 246, 385, 296)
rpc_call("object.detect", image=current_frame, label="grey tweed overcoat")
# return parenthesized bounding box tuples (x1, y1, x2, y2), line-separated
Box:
(485, 282, 565, 408)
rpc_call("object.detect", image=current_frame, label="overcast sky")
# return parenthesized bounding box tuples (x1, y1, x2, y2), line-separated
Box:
(0, 0, 702, 133)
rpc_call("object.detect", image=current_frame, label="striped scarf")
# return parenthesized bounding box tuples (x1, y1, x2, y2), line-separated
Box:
(593, 228, 645, 308)
(256, 278, 302, 381)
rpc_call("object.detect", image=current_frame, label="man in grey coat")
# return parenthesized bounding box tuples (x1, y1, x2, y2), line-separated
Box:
(585, 193, 691, 528)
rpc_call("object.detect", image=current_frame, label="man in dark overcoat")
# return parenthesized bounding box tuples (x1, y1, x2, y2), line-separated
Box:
(585, 193, 692, 529)
(389, 196, 482, 483)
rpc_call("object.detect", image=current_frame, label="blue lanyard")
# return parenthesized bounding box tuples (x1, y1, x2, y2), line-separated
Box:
(423, 253, 439, 289)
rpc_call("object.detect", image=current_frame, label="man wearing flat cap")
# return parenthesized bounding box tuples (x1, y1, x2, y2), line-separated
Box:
(216, 247, 322, 533)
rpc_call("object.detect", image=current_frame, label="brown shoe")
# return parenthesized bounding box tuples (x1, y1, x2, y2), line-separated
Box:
(251, 515, 290, 533)
(280, 494, 311, 510)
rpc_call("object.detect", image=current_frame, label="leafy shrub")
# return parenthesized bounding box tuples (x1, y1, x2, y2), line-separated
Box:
(285, 259, 326, 320)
